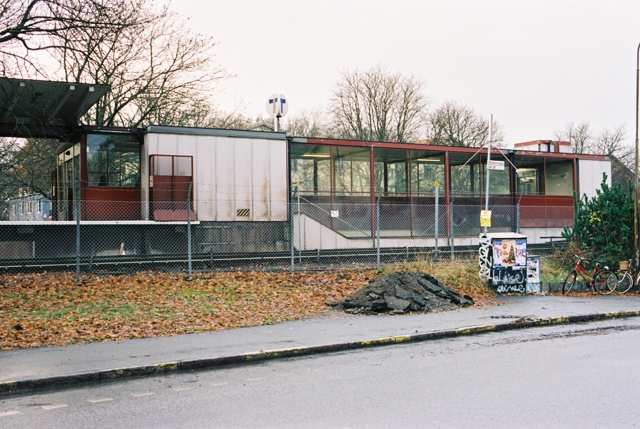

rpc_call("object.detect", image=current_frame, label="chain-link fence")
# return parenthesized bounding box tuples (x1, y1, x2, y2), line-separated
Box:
(0, 196, 570, 278)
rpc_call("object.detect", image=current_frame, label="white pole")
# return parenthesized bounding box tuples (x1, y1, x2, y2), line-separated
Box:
(484, 114, 493, 233)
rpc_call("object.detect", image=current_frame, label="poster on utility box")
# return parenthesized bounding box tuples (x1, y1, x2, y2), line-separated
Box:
(492, 239, 526, 269)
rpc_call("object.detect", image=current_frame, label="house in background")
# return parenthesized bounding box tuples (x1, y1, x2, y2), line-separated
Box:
(513, 140, 572, 154)
(8, 194, 51, 221)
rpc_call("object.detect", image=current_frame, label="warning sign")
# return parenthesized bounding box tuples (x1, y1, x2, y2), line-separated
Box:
(480, 210, 492, 227)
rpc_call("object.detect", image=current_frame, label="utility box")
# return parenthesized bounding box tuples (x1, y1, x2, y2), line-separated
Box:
(526, 255, 541, 293)
(479, 233, 527, 294)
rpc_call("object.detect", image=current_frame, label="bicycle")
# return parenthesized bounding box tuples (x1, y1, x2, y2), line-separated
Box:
(615, 259, 635, 294)
(562, 255, 618, 295)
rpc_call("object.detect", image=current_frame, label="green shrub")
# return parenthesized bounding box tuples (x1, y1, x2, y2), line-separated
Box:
(561, 173, 634, 267)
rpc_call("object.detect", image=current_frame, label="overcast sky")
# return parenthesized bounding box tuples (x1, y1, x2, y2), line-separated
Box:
(170, 0, 640, 146)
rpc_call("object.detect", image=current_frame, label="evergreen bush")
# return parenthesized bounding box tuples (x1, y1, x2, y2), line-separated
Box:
(561, 173, 634, 267)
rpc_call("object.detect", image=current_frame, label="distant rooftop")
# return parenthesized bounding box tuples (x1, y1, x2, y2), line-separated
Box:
(514, 140, 572, 154)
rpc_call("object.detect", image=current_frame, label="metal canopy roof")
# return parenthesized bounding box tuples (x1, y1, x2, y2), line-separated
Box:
(0, 77, 109, 137)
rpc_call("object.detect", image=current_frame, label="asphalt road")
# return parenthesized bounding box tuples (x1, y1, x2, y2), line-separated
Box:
(2, 317, 639, 428)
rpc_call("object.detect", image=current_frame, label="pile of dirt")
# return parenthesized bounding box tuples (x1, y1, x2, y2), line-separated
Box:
(327, 270, 474, 314)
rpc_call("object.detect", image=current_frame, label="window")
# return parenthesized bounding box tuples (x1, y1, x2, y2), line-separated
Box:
(546, 163, 573, 196)
(517, 168, 539, 195)
(374, 149, 409, 196)
(87, 134, 140, 187)
(290, 145, 335, 196)
(411, 155, 444, 194)
(26, 199, 33, 215)
(56, 142, 80, 221)
(450, 164, 475, 194)
(484, 165, 510, 195)
(291, 157, 331, 195)
(336, 159, 370, 195)
(381, 162, 407, 195)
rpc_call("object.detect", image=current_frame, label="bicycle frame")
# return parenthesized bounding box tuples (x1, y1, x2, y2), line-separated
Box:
(563, 255, 617, 295)
(617, 259, 636, 294)
(574, 259, 602, 285)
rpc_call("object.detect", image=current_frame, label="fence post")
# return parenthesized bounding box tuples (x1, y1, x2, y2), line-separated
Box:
(449, 192, 455, 260)
(376, 194, 381, 269)
(290, 188, 295, 274)
(434, 185, 439, 261)
(187, 182, 193, 281)
(75, 175, 81, 285)
(516, 194, 522, 234)
(297, 187, 302, 263)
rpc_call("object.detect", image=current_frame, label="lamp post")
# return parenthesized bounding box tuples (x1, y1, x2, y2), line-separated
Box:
(635, 42, 640, 268)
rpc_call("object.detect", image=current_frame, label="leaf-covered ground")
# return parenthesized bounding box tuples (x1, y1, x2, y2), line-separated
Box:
(0, 261, 496, 351)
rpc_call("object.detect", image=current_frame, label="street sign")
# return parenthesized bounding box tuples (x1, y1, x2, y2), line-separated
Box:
(487, 160, 504, 171)
(266, 94, 288, 118)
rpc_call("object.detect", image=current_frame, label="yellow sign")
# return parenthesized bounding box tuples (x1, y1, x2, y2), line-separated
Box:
(480, 210, 492, 227)
(434, 180, 439, 186)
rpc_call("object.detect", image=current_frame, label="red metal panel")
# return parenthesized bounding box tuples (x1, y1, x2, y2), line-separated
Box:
(149, 154, 194, 221)
(519, 195, 574, 228)
(84, 187, 141, 220)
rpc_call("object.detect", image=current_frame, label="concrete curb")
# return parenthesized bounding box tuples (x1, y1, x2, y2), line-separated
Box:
(2, 310, 639, 396)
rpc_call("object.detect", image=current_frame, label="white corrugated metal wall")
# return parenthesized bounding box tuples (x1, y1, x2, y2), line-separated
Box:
(577, 159, 611, 198)
(143, 128, 288, 222)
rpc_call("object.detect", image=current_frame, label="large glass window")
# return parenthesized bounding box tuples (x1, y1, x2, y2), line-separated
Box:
(516, 168, 540, 194)
(374, 149, 409, 196)
(87, 134, 140, 187)
(483, 164, 510, 195)
(334, 147, 370, 196)
(450, 164, 475, 194)
(382, 162, 407, 195)
(546, 162, 573, 195)
(56, 142, 81, 220)
(411, 154, 444, 193)
(290, 145, 331, 195)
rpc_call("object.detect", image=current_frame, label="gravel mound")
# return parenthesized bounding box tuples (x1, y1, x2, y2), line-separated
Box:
(327, 270, 474, 314)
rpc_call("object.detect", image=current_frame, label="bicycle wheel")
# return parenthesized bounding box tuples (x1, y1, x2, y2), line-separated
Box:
(634, 271, 640, 293)
(617, 272, 634, 294)
(562, 270, 577, 294)
(593, 270, 617, 295)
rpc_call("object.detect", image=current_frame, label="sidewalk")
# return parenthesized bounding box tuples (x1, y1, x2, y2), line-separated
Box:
(2, 295, 640, 395)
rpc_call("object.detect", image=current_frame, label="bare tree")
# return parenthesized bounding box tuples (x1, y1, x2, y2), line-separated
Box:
(0, 0, 141, 77)
(593, 124, 629, 158)
(49, 1, 225, 127)
(553, 121, 593, 154)
(425, 101, 504, 147)
(9, 137, 57, 197)
(0, 137, 19, 218)
(284, 109, 332, 137)
(0, 137, 56, 200)
(0, 137, 19, 193)
(593, 124, 633, 186)
(329, 64, 428, 142)
(554, 122, 633, 186)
